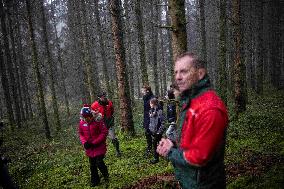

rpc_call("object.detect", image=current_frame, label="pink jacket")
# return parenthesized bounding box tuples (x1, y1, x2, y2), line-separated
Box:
(78, 119, 108, 157)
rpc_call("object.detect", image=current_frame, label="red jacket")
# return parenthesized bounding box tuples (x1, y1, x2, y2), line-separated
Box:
(180, 90, 228, 166)
(91, 100, 114, 119)
(78, 119, 108, 157)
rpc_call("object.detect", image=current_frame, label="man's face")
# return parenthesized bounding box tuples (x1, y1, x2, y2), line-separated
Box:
(174, 56, 199, 93)
(141, 88, 147, 96)
(99, 96, 107, 102)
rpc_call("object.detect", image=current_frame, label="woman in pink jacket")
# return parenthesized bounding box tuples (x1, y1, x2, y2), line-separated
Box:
(78, 106, 109, 187)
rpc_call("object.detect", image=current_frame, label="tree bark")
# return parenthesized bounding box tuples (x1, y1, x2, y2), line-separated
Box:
(52, 19, 70, 117)
(165, 0, 174, 82)
(0, 42, 15, 128)
(80, 0, 99, 102)
(109, 0, 135, 136)
(160, 34, 167, 96)
(270, 0, 281, 89)
(123, 0, 135, 103)
(151, 0, 160, 96)
(255, 0, 264, 94)
(198, 0, 207, 63)
(218, 0, 228, 104)
(6, 0, 25, 123)
(245, 1, 256, 90)
(168, 0, 187, 61)
(94, 0, 112, 99)
(40, 0, 61, 131)
(13, 0, 33, 120)
(26, 0, 51, 139)
(135, 0, 149, 86)
(0, 0, 22, 128)
(233, 0, 246, 115)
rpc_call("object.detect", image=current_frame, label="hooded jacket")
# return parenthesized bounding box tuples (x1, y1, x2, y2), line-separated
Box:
(78, 119, 108, 157)
(91, 99, 114, 128)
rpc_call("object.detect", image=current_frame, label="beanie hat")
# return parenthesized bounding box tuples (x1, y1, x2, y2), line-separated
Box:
(80, 107, 93, 118)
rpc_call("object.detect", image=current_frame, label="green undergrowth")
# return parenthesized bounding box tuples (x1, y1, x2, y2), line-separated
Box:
(2, 111, 172, 188)
(225, 88, 284, 188)
(1, 88, 283, 188)
(228, 164, 284, 189)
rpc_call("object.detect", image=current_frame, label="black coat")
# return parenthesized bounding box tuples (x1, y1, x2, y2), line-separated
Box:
(167, 100, 176, 123)
(143, 92, 154, 129)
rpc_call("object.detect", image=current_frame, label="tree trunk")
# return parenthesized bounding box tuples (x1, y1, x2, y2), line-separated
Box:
(135, 0, 149, 85)
(160, 35, 168, 95)
(13, 0, 33, 120)
(233, 0, 246, 115)
(123, 0, 135, 103)
(165, 0, 174, 82)
(128, 42, 135, 103)
(40, 0, 61, 131)
(0, 0, 22, 128)
(158, 2, 168, 94)
(94, 0, 112, 99)
(151, 0, 160, 96)
(0, 42, 15, 128)
(243, 1, 256, 90)
(198, 0, 207, 63)
(270, 0, 281, 89)
(67, 0, 88, 103)
(168, 0, 187, 61)
(255, 0, 264, 94)
(6, 0, 26, 123)
(109, 0, 135, 136)
(52, 20, 70, 117)
(80, 0, 99, 102)
(218, 0, 228, 105)
(26, 0, 51, 139)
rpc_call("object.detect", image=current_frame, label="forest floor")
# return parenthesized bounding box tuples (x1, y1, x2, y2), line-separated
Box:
(1, 87, 284, 189)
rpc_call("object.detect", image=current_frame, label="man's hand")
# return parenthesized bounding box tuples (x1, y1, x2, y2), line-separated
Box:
(157, 138, 174, 157)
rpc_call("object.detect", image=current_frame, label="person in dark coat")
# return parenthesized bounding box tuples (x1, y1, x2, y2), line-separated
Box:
(148, 98, 164, 164)
(141, 85, 154, 156)
(165, 89, 178, 144)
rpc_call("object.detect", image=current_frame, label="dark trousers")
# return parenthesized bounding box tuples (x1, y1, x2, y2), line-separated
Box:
(152, 133, 162, 160)
(145, 129, 152, 151)
(89, 155, 108, 185)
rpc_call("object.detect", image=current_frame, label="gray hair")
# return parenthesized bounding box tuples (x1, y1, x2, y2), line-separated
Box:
(176, 52, 207, 69)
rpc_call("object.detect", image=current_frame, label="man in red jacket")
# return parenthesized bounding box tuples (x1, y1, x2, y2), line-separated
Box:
(157, 52, 228, 189)
(78, 106, 109, 187)
(91, 92, 121, 157)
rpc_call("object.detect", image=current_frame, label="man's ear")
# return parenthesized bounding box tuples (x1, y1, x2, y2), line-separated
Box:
(198, 68, 206, 80)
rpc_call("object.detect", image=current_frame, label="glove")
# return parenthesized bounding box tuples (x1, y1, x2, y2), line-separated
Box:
(84, 142, 92, 150)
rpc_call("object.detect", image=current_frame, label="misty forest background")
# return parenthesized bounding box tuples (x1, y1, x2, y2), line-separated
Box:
(0, 0, 283, 188)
